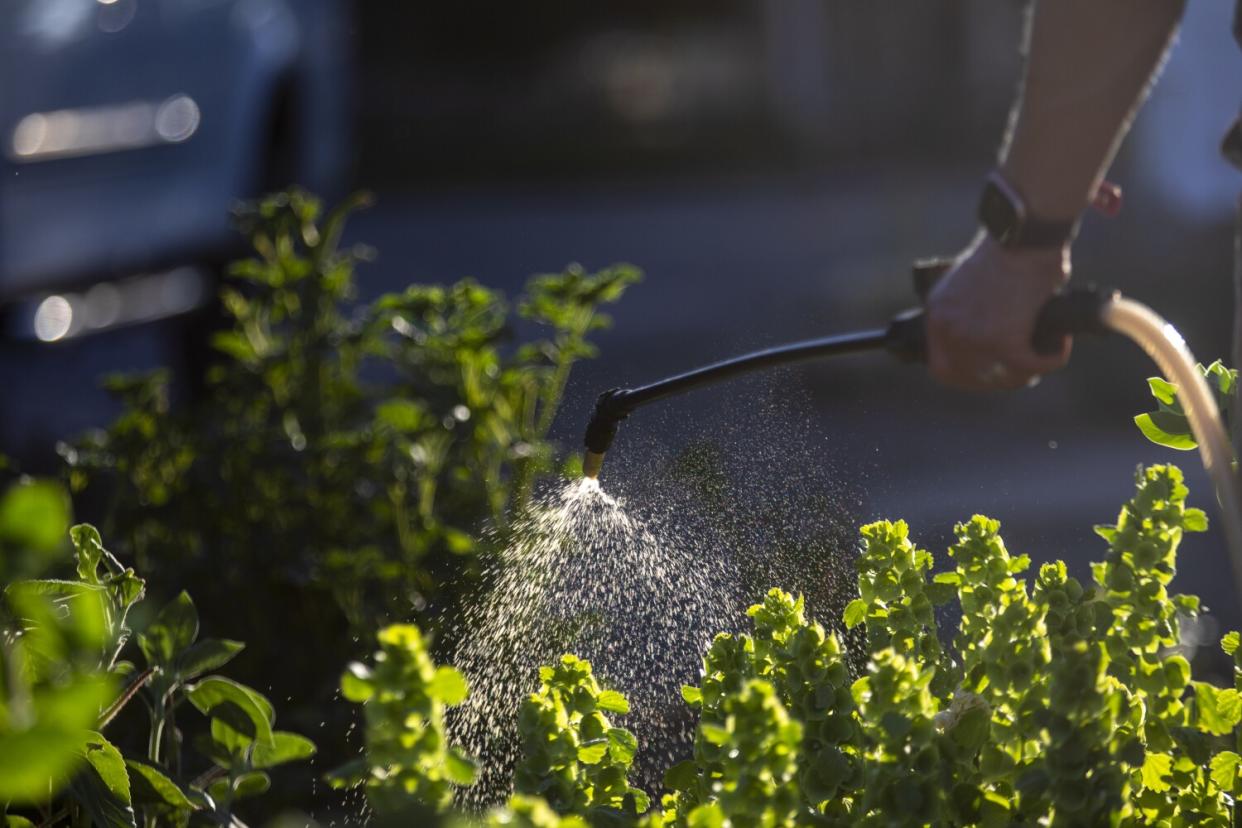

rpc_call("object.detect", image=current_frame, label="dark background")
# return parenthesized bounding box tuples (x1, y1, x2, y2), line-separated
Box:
(4, 0, 1241, 658)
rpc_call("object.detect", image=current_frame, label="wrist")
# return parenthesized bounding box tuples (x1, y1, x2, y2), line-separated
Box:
(978, 170, 1080, 250)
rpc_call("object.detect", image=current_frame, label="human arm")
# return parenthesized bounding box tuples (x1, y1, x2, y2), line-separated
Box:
(927, 0, 1187, 390)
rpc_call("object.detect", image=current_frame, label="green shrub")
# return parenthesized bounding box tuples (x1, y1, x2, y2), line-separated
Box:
(514, 655, 647, 820)
(0, 476, 311, 827)
(64, 191, 638, 632)
(328, 623, 475, 816)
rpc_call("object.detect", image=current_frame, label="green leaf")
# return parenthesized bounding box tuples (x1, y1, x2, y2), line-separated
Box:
(700, 724, 730, 746)
(1194, 682, 1242, 736)
(576, 741, 608, 764)
(70, 524, 105, 584)
(680, 685, 702, 706)
(607, 727, 638, 764)
(1183, 508, 1209, 532)
(1211, 751, 1241, 791)
(443, 749, 477, 786)
(187, 677, 275, 747)
(1141, 752, 1173, 793)
(1224, 631, 1241, 656)
(125, 759, 195, 810)
(5, 817, 37, 828)
(340, 662, 375, 703)
(251, 731, 317, 769)
(0, 727, 87, 802)
(1134, 413, 1196, 451)
(70, 734, 135, 828)
(843, 598, 867, 629)
(663, 759, 698, 792)
(173, 638, 245, 680)
(0, 479, 70, 556)
(1147, 376, 1179, 405)
(427, 666, 469, 705)
(138, 591, 199, 667)
(596, 689, 630, 714)
(231, 771, 271, 800)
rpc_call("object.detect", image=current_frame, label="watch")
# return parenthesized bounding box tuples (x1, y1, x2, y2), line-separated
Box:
(978, 171, 1078, 249)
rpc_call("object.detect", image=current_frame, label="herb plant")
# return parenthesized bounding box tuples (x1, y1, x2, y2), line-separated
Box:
(1, 475, 313, 827)
(328, 623, 475, 817)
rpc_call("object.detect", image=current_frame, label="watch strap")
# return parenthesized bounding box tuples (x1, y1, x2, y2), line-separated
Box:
(979, 172, 1078, 249)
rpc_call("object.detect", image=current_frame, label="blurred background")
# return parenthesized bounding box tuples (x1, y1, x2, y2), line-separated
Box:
(2, 0, 1240, 631)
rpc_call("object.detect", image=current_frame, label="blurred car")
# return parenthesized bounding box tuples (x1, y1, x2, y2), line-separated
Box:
(0, 0, 351, 341)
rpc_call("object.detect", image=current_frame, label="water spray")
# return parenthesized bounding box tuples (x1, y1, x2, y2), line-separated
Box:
(581, 264, 1242, 600)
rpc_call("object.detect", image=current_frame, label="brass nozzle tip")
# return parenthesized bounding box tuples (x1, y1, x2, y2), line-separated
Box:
(583, 451, 606, 480)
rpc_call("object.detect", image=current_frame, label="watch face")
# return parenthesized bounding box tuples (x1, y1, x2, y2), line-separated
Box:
(979, 180, 1020, 244)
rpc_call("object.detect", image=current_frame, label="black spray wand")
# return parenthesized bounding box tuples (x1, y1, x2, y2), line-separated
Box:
(581, 263, 1110, 479)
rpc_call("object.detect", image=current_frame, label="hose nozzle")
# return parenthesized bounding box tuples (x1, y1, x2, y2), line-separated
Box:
(582, 388, 632, 479)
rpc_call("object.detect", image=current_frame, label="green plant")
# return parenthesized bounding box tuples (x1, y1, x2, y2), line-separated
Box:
(1135, 359, 1237, 450)
(1, 479, 312, 827)
(514, 654, 647, 821)
(652, 463, 1241, 825)
(328, 623, 475, 816)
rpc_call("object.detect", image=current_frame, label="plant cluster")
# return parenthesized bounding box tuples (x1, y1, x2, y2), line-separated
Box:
(328, 624, 475, 816)
(331, 463, 1242, 827)
(1, 476, 312, 827)
(64, 191, 637, 632)
(57, 191, 638, 812)
(1134, 359, 1236, 450)
(513, 655, 647, 820)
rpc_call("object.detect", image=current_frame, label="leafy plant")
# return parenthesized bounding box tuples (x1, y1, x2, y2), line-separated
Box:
(1135, 359, 1236, 450)
(59, 192, 639, 813)
(654, 464, 1242, 825)
(514, 654, 647, 821)
(328, 623, 475, 817)
(1, 486, 312, 828)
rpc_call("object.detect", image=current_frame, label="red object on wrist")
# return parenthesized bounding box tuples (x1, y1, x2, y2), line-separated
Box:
(1090, 180, 1123, 218)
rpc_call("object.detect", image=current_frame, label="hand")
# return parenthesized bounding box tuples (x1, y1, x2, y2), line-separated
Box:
(925, 234, 1072, 391)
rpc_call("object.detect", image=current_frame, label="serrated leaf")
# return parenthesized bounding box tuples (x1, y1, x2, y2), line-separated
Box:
(680, 685, 702, 706)
(427, 666, 469, 705)
(1141, 752, 1173, 792)
(1212, 751, 1241, 791)
(843, 599, 867, 629)
(607, 727, 638, 764)
(1223, 631, 1241, 656)
(1194, 682, 1242, 736)
(596, 689, 630, 714)
(576, 741, 608, 764)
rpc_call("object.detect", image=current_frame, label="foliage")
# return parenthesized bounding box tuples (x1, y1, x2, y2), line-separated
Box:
(59, 189, 638, 813)
(328, 623, 475, 816)
(0, 477, 311, 827)
(514, 655, 648, 821)
(1135, 359, 1236, 450)
(655, 464, 1242, 825)
(63, 190, 639, 633)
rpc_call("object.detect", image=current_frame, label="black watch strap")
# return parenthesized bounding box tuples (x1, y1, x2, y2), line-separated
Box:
(978, 173, 1078, 249)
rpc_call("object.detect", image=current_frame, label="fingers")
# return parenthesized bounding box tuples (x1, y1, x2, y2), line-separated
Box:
(927, 313, 1072, 392)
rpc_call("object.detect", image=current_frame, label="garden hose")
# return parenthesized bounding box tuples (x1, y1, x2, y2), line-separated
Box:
(581, 268, 1242, 599)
